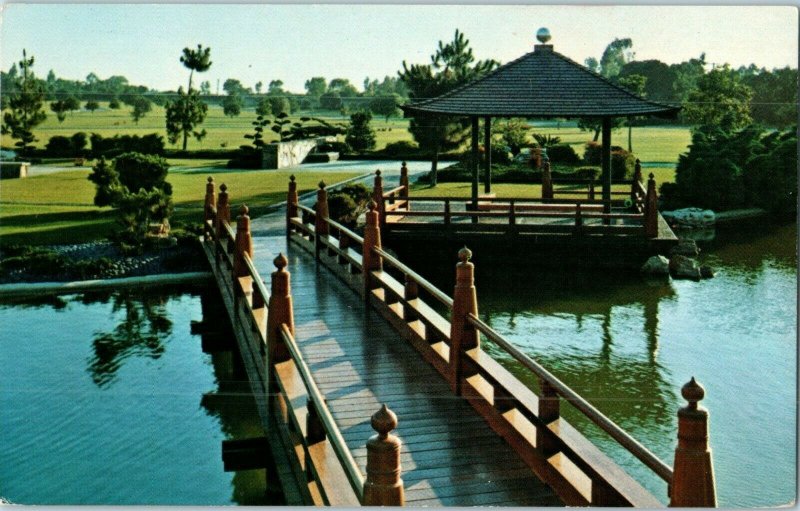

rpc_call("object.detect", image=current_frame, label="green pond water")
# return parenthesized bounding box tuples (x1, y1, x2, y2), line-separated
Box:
(0, 287, 273, 505)
(1, 222, 795, 507)
(452, 221, 797, 507)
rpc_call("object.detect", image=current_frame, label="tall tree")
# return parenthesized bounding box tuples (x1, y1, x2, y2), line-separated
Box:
(399, 29, 498, 185)
(617, 74, 647, 151)
(369, 93, 402, 121)
(578, 38, 635, 141)
(599, 38, 635, 78)
(165, 45, 212, 150)
(130, 96, 152, 123)
(345, 111, 376, 153)
(223, 94, 243, 117)
(1, 50, 47, 156)
(682, 64, 753, 132)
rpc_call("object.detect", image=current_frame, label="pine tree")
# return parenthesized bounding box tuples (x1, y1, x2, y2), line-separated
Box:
(1, 50, 47, 156)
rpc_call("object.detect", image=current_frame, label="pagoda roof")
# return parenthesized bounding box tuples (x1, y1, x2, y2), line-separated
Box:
(402, 44, 680, 118)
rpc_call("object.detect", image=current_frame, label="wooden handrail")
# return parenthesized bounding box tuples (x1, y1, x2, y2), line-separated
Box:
(326, 218, 365, 245)
(466, 312, 674, 484)
(373, 247, 454, 308)
(391, 196, 624, 206)
(297, 203, 315, 215)
(243, 253, 270, 304)
(383, 185, 406, 197)
(280, 323, 366, 501)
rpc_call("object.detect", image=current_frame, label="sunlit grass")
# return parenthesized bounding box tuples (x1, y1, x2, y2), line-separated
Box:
(0, 167, 361, 245)
(2, 102, 692, 164)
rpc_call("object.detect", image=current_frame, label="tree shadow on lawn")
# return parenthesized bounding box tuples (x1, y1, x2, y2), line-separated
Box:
(0, 209, 118, 246)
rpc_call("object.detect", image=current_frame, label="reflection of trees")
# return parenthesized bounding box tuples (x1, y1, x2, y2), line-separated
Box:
(197, 289, 281, 506)
(86, 291, 173, 387)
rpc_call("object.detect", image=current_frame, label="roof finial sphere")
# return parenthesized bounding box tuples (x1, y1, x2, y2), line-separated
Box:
(536, 27, 552, 44)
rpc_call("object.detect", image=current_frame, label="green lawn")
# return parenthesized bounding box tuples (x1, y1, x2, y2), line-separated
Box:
(0, 168, 361, 246)
(1, 102, 692, 164)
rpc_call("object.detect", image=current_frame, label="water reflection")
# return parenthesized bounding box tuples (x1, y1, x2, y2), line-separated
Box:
(83, 291, 173, 387)
(195, 289, 281, 505)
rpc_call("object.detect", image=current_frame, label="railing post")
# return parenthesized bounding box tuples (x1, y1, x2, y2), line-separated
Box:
(204, 176, 216, 223)
(287, 174, 298, 237)
(444, 199, 451, 227)
(215, 183, 230, 240)
(536, 378, 560, 456)
(267, 253, 294, 367)
(588, 176, 596, 201)
(373, 170, 386, 229)
(233, 205, 253, 280)
(400, 161, 409, 201)
(644, 173, 659, 238)
(509, 200, 516, 226)
(541, 155, 553, 200)
(574, 203, 583, 237)
(449, 247, 480, 396)
(362, 201, 383, 299)
(315, 181, 329, 260)
(363, 404, 404, 506)
(670, 377, 717, 507)
(631, 159, 643, 204)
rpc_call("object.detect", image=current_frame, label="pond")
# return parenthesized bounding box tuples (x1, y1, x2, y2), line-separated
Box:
(465, 221, 796, 507)
(0, 286, 274, 505)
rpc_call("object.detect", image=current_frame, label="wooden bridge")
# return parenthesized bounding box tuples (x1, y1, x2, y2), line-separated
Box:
(198, 174, 716, 507)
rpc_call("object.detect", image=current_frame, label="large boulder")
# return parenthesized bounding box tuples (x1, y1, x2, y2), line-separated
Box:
(662, 207, 716, 228)
(641, 255, 670, 276)
(670, 239, 700, 257)
(669, 255, 701, 280)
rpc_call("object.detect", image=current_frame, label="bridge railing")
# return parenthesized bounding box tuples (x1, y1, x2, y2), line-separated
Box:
(375, 159, 658, 238)
(202, 177, 405, 507)
(286, 175, 716, 508)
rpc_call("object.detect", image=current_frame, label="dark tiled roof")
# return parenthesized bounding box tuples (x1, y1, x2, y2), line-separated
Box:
(402, 45, 680, 118)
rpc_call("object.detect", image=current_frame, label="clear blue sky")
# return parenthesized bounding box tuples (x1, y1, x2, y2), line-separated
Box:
(1, 4, 797, 93)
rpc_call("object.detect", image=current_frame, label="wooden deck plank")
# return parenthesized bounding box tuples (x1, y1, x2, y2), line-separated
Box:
(245, 230, 561, 507)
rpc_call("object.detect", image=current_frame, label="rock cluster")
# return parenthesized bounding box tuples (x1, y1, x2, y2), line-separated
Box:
(641, 238, 714, 281)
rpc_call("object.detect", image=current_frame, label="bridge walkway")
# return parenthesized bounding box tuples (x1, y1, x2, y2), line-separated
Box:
(248, 214, 561, 507)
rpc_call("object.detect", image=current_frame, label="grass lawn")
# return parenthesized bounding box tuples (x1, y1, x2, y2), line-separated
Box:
(0, 168, 361, 246)
(1, 102, 692, 164)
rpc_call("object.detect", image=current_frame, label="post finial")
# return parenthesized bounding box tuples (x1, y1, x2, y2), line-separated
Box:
(649, 172, 655, 181)
(458, 246, 472, 263)
(368, 200, 377, 212)
(220, 183, 228, 192)
(376, 169, 382, 177)
(239, 204, 249, 216)
(274, 253, 288, 270)
(207, 176, 214, 183)
(681, 377, 705, 410)
(371, 404, 398, 439)
(318, 180, 326, 189)
(290, 174, 296, 182)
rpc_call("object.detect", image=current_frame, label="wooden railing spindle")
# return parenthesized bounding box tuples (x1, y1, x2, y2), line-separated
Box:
(233, 205, 253, 280)
(315, 181, 329, 260)
(363, 201, 383, 299)
(267, 253, 293, 367)
(537, 378, 560, 455)
(542, 156, 553, 200)
(287, 175, 298, 236)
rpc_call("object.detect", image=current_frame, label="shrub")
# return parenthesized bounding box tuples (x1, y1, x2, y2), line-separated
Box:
(345, 111, 377, 153)
(583, 141, 624, 165)
(546, 144, 581, 165)
(490, 146, 512, 165)
(71, 132, 88, 157)
(661, 124, 797, 213)
(611, 149, 636, 180)
(114, 152, 172, 195)
(381, 141, 419, 157)
(90, 133, 165, 159)
(328, 183, 371, 226)
(45, 136, 73, 157)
